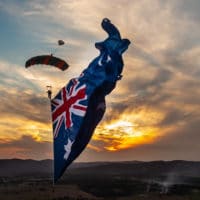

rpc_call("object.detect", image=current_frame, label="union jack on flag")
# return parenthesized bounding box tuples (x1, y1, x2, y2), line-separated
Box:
(51, 78, 87, 138)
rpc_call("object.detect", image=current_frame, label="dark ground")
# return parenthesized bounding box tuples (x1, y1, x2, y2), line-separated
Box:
(0, 160, 200, 199)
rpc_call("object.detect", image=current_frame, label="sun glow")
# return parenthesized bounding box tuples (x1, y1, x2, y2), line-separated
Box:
(0, 118, 52, 142)
(92, 108, 164, 152)
(105, 120, 133, 134)
(20, 121, 52, 142)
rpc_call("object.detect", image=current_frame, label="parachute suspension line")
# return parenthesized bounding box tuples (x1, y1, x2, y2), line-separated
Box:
(50, 40, 65, 57)
(50, 46, 58, 57)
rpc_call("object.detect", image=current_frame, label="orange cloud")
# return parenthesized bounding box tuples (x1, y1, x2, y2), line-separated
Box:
(91, 107, 165, 152)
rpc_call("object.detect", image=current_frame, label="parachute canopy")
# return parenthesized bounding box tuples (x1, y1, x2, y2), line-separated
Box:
(25, 55, 69, 71)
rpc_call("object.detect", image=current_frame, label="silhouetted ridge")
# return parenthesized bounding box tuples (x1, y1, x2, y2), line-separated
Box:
(0, 159, 200, 178)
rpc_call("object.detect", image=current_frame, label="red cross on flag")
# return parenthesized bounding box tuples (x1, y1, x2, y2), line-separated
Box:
(51, 79, 87, 138)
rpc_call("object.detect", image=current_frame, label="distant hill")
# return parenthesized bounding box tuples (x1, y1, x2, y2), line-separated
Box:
(0, 159, 52, 177)
(0, 159, 200, 178)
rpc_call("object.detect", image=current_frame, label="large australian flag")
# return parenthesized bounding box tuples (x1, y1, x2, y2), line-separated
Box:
(51, 18, 130, 182)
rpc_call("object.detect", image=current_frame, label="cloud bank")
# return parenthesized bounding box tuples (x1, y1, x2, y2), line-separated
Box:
(0, 0, 199, 161)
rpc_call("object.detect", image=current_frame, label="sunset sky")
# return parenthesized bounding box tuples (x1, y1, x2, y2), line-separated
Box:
(0, 0, 200, 161)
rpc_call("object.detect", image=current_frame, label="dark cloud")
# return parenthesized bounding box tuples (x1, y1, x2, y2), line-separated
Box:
(0, 89, 50, 123)
(158, 109, 188, 128)
(0, 135, 52, 160)
(111, 67, 173, 113)
(135, 118, 200, 160)
(171, 0, 200, 22)
(129, 68, 172, 94)
(131, 46, 164, 69)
